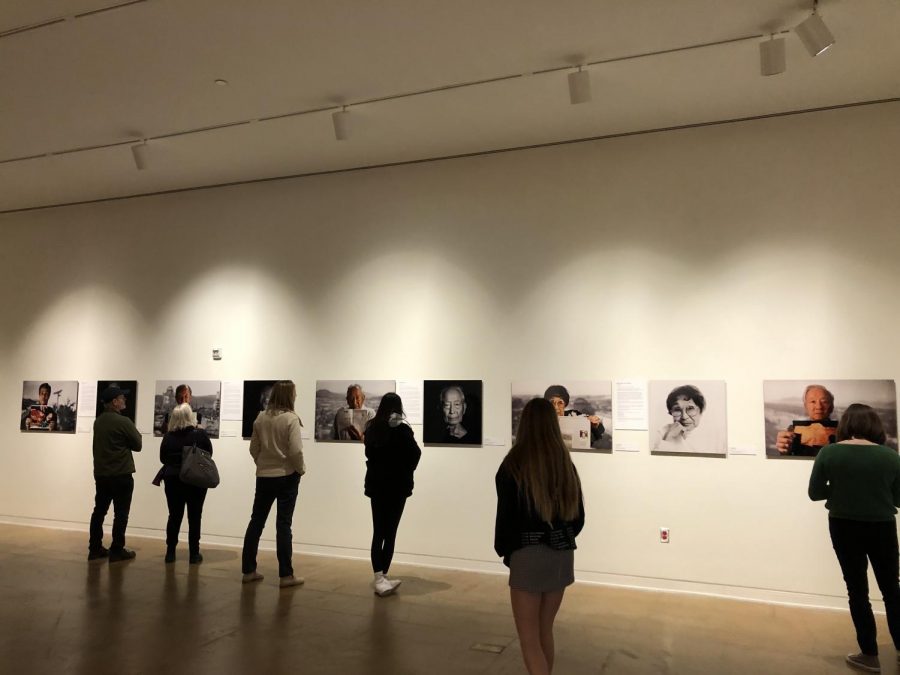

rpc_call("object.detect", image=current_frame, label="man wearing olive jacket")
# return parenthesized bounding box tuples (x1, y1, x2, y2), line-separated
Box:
(89, 386, 143, 562)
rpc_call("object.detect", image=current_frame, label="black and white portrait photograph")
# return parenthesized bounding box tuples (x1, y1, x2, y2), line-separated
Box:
(153, 380, 221, 438)
(423, 380, 482, 446)
(21, 380, 78, 433)
(649, 380, 727, 456)
(315, 380, 395, 442)
(95, 380, 138, 422)
(764, 379, 897, 458)
(242, 380, 279, 439)
(511, 380, 612, 452)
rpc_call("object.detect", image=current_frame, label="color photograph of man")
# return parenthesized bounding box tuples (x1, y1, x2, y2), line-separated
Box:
(764, 380, 898, 458)
(20, 380, 79, 432)
(314, 380, 395, 442)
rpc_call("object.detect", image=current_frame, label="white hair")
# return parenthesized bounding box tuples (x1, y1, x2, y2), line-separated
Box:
(168, 403, 197, 432)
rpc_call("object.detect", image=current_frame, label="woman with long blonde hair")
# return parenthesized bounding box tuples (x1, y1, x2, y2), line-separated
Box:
(495, 397, 585, 675)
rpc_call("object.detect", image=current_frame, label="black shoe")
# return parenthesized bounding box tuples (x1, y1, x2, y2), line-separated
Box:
(189, 552, 203, 565)
(165, 548, 176, 564)
(109, 548, 137, 563)
(87, 547, 109, 561)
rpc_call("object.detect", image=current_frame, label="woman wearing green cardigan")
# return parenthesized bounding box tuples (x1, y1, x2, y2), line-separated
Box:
(809, 403, 900, 673)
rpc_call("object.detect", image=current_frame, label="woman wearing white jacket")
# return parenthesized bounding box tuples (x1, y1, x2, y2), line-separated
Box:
(241, 380, 306, 588)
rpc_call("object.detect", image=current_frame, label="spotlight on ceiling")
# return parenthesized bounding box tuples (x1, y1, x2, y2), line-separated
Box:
(795, 8, 835, 57)
(567, 67, 591, 105)
(131, 141, 148, 170)
(759, 37, 786, 76)
(332, 106, 350, 141)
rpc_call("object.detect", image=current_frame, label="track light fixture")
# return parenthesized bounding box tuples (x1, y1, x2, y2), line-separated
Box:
(332, 106, 350, 141)
(567, 66, 591, 105)
(759, 36, 786, 76)
(795, 1, 835, 57)
(130, 141, 148, 170)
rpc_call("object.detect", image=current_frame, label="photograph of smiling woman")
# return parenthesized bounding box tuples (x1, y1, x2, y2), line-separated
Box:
(649, 380, 728, 456)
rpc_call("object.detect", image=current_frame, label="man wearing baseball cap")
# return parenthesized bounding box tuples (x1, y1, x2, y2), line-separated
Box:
(89, 385, 143, 562)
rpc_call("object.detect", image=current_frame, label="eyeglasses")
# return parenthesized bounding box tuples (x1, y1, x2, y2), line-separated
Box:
(670, 405, 699, 418)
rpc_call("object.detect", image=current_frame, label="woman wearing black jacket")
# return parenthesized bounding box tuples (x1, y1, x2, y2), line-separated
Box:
(364, 393, 421, 597)
(159, 403, 213, 564)
(495, 397, 585, 675)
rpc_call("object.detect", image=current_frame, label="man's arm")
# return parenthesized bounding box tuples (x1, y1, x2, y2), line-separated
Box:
(124, 418, 143, 452)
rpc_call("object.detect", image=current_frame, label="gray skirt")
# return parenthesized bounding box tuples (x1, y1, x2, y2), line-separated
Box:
(508, 544, 574, 593)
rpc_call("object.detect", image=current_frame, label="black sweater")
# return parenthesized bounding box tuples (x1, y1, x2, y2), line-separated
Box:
(159, 427, 213, 470)
(494, 464, 585, 566)
(364, 422, 422, 499)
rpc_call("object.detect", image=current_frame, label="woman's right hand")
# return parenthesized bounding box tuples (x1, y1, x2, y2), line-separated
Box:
(662, 423, 685, 441)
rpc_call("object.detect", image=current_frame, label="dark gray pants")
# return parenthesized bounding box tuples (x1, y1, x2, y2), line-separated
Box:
(89, 474, 134, 553)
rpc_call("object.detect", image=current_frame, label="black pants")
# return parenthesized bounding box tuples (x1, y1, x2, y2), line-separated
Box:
(163, 475, 208, 555)
(89, 474, 134, 553)
(829, 517, 900, 655)
(370, 496, 407, 574)
(242, 473, 300, 577)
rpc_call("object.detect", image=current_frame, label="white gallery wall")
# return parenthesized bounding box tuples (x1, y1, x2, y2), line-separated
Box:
(1, 101, 899, 609)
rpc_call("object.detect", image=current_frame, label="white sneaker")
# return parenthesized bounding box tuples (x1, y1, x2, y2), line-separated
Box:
(386, 577, 402, 591)
(373, 575, 395, 596)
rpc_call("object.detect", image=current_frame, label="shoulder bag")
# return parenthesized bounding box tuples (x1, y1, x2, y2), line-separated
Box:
(180, 434, 220, 489)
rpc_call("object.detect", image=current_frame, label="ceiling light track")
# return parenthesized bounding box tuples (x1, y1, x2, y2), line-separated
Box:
(0, 17, 830, 166)
(0, 0, 148, 40)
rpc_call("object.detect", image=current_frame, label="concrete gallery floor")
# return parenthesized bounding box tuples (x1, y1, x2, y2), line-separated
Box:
(0, 524, 893, 674)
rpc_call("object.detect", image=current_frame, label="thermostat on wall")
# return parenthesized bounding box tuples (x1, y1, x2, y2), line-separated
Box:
(212, 348, 222, 361)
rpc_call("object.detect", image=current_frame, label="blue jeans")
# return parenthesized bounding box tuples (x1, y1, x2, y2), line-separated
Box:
(241, 473, 300, 577)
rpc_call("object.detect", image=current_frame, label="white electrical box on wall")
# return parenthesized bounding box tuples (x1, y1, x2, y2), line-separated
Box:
(659, 527, 670, 544)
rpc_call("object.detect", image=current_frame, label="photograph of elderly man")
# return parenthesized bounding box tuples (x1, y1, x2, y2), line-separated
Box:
(765, 380, 897, 457)
(423, 380, 483, 446)
(314, 380, 395, 442)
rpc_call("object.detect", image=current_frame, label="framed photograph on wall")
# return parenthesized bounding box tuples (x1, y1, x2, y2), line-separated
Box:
(154, 380, 221, 438)
(95, 380, 138, 422)
(649, 380, 727, 456)
(20, 380, 79, 433)
(242, 380, 279, 439)
(423, 380, 483, 446)
(511, 380, 612, 452)
(764, 379, 897, 458)
(314, 380, 396, 442)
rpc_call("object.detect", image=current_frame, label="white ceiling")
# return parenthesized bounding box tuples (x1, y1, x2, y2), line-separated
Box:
(1, 0, 898, 212)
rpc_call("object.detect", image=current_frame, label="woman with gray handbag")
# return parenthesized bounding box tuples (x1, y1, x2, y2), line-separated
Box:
(159, 403, 214, 564)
